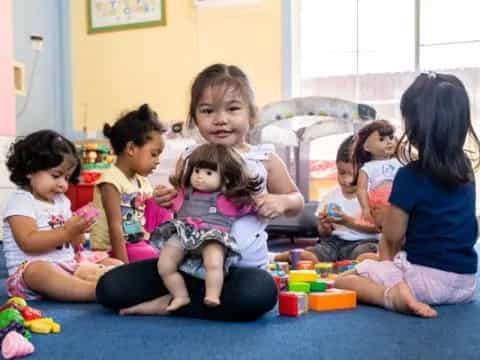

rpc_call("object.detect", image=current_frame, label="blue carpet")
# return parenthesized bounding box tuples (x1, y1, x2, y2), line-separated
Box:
(0, 244, 479, 359)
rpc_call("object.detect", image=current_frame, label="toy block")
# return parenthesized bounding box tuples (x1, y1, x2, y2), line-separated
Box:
(315, 262, 334, 277)
(335, 260, 356, 273)
(278, 292, 309, 317)
(288, 270, 318, 283)
(309, 281, 327, 292)
(272, 274, 288, 291)
(288, 282, 311, 293)
(297, 260, 314, 270)
(308, 289, 356, 312)
(289, 249, 303, 269)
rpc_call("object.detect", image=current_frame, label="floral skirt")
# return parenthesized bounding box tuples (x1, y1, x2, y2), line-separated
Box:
(151, 219, 241, 279)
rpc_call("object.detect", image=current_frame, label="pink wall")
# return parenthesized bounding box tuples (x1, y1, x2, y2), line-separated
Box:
(0, 1, 15, 136)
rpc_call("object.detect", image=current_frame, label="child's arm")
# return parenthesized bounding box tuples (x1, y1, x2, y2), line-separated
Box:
(152, 157, 182, 208)
(330, 212, 379, 234)
(357, 170, 372, 220)
(7, 215, 90, 253)
(255, 153, 304, 219)
(98, 183, 129, 263)
(379, 205, 408, 260)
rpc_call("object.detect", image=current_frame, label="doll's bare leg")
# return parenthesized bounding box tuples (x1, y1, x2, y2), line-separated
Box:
(202, 242, 226, 307)
(23, 261, 96, 301)
(157, 242, 190, 311)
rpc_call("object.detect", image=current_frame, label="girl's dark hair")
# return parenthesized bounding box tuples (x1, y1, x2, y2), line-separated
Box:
(399, 72, 480, 187)
(336, 135, 355, 163)
(352, 119, 395, 185)
(170, 144, 262, 205)
(187, 63, 257, 129)
(6, 130, 81, 187)
(103, 103, 166, 155)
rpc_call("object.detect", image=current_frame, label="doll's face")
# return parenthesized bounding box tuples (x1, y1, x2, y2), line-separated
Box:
(363, 131, 396, 159)
(190, 167, 221, 192)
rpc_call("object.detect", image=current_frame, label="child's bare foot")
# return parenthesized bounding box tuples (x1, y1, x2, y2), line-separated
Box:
(204, 297, 221, 307)
(388, 282, 437, 318)
(166, 296, 191, 311)
(119, 294, 173, 316)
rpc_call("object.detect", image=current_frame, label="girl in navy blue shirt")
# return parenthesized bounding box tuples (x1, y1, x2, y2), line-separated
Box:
(335, 72, 480, 318)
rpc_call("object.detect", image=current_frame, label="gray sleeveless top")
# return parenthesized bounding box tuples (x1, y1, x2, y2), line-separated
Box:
(176, 188, 234, 231)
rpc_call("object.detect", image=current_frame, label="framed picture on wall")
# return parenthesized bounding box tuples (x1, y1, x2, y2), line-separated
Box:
(87, 0, 166, 34)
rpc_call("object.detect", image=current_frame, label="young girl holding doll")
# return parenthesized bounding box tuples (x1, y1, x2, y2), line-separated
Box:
(335, 72, 480, 318)
(90, 104, 166, 263)
(3, 130, 121, 302)
(152, 143, 261, 310)
(97, 63, 304, 320)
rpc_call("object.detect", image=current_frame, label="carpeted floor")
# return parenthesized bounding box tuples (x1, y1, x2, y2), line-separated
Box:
(0, 242, 479, 359)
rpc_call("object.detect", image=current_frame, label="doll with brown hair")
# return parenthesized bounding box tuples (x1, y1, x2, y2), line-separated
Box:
(152, 143, 262, 311)
(352, 120, 402, 226)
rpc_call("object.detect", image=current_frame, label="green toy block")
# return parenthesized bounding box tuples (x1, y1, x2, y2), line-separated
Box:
(309, 281, 328, 292)
(288, 282, 311, 293)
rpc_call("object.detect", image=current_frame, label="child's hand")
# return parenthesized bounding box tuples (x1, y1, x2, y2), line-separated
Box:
(64, 215, 94, 238)
(361, 207, 374, 223)
(318, 214, 334, 234)
(70, 234, 85, 248)
(254, 194, 286, 219)
(153, 185, 177, 208)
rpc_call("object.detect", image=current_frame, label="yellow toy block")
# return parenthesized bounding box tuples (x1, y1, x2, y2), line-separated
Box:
(288, 270, 318, 283)
(308, 289, 356, 311)
(25, 317, 61, 334)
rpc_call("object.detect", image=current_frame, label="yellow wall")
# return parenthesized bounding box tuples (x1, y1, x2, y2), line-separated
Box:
(71, 1, 282, 131)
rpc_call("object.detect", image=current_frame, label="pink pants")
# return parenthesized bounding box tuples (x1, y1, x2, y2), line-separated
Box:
(356, 251, 476, 305)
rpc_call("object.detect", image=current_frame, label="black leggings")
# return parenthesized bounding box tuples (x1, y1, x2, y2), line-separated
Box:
(96, 259, 278, 321)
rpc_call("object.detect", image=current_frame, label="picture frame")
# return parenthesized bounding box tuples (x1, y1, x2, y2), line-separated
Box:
(87, 0, 166, 34)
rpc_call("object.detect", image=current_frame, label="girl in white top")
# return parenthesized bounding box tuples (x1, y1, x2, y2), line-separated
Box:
(352, 120, 402, 224)
(3, 130, 122, 301)
(96, 63, 304, 319)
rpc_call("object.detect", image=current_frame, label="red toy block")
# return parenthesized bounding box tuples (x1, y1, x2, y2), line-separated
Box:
(278, 292, 309, 317)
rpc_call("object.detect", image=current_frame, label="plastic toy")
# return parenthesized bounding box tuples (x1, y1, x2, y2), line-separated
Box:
(24, 318, 61, 334)
(324, 202, 342, 220)
(6, 298, 27, 308)
(315, 262, 334, 277)
(278, 292, 309, 317)
(1, 331, 34, 359)
(296, 260, 314, 270)
(289, 249, 303, 269)
(335, 260, 356, 273)
(308, 289, 357, 311)
(272, 274, 288, 291)
(0, 309, 24, 329)
(0, 321, 31, 341)
(288, 270, 319, 283)
(310, 281, 328, 293)
(76, 142, 113, 171)
(74, 202, 100, 223)
(21, 306, 42, 321)
(288, 282, 311, 293)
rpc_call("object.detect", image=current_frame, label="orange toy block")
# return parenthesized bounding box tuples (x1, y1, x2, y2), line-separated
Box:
(308, 289, 356, 311)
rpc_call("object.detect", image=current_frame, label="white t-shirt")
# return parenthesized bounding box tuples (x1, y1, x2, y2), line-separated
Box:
(317, 187, 379, 241)
(2, 190, 75, 275)
(361, 158, 402, 191)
